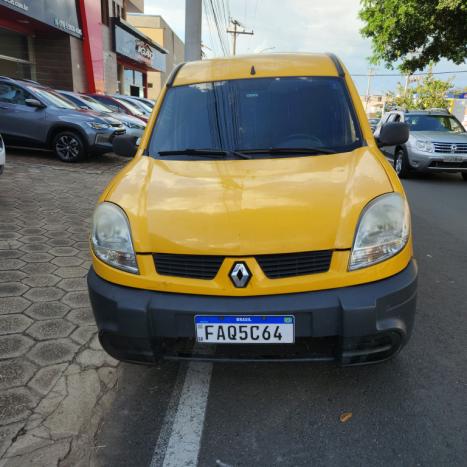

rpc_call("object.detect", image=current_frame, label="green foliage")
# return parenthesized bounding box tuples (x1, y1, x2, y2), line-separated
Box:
(359, 0, 467, 72)
(385, 71, 453, 109)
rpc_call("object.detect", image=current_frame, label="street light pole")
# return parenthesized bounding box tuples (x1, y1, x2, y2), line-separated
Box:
(185, 0, 202, 61)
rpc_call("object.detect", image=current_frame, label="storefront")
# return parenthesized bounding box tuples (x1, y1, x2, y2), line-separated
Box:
(0, 0, 167, 96)
(0, 0, 83, 89)
(113, 18, 166, 97)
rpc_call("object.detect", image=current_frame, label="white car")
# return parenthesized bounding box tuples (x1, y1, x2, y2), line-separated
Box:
(0, 134, 5, 175)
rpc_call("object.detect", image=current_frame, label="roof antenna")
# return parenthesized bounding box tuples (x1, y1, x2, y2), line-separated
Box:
(250, 65, 256, 75)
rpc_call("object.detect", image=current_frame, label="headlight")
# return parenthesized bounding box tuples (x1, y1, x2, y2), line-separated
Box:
(415, 140, 434, 153)
(87, 122, 112, 130)
(123, 121, 145, 130)
(91, 202, 138, 274)
(349, 193, 410, 271)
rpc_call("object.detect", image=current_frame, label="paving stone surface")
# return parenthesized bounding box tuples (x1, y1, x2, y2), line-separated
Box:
(0, 151, 125, 463)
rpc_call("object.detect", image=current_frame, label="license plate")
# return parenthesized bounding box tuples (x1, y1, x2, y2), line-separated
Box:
(443, 156, 463, 163)
(195, 315, 295, 344)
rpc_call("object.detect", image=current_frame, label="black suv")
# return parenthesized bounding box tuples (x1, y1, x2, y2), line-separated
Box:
(0, 77, 125, 162)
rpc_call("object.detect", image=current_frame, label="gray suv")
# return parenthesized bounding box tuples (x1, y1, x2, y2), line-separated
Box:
(0, 77, 125, 162)
(375, 109, 467, 180)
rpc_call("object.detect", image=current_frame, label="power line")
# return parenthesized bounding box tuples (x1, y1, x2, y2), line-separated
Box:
(352, 70, 467, 77)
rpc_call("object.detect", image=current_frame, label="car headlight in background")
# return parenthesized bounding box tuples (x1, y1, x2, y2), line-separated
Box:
(123, 121, 145, 130)
(91, 202, 138, 274)
(349, 193, 410, 271)
(415, 140, 434, 153)
(87, 122, 112, 130)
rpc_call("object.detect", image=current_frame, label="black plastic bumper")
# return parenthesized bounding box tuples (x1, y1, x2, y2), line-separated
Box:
(87, 260, 417, 366)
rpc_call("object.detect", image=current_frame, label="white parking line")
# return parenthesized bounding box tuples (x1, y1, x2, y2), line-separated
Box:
(151, 361, 213, 467)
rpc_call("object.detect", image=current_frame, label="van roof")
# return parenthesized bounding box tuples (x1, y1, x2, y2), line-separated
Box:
(172, 53, 342, 86)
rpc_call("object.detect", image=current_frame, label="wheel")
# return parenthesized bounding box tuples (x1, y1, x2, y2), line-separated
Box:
(52, 131, 85, 162)
(394, 148, 411, 179)
(462, 173, 467, 181)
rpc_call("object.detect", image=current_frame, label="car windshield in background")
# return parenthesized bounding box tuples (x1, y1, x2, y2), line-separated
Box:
(79, 95, 113, 113)
(149, 77, 362, 158)
(30, 88, 77, 110)
(113, 97, 144, 116)
(406, 115, 465, 133)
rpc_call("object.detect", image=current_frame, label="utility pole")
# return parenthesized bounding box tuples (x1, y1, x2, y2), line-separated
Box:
(185, 0, 202, 61)
(227, 19, 254, 56)
(365, 67, 375, 112)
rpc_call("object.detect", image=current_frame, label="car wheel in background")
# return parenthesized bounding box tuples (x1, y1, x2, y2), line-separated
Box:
(53, 131, 86, 162)
(394, 147, 411, 179)
(461, 173, 467, 181)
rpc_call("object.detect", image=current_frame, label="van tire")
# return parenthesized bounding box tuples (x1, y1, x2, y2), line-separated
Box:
(461, 173, 467, 181)
(394, 147, 411, 179)
(52, 131, 86, 162)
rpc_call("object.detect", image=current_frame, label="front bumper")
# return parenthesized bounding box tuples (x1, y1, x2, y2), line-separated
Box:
(408, 147, 467, 172)
(87, 260, 417, 366)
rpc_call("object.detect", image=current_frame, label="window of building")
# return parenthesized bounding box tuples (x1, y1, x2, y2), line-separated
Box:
(0, 28, 34, 80)
(101, 0, 110, 25)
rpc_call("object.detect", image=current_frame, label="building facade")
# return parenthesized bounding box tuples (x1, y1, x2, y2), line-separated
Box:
(0, 0, 167, 97)
(128, 14, 184, 99)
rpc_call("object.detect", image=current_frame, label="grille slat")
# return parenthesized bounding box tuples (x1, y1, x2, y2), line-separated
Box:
(257, 251, 332, 278)
(433, 142, 467, 154)
(154, 253, 223, 280)
(154, 250, 333, 280)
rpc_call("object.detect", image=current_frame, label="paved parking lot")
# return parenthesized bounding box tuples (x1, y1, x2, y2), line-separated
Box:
(0, 150, 127, 465)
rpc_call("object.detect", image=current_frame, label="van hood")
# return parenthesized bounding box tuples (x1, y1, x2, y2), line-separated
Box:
(411, 130, 467, 143)
(107, 148, 393, 255)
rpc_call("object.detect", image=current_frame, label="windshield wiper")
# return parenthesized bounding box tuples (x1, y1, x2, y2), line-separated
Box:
(239, 147, 337, 155)
(158, 148, 251, 159)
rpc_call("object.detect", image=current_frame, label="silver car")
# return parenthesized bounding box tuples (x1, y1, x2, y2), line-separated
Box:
(58, 91, 146, 139)
(375, 109, 467, 181)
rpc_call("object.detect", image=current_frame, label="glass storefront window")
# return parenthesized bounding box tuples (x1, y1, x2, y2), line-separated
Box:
(0, 29, 29, 61)
(0, 28, 34, 80)
(123, 68, 144, 97)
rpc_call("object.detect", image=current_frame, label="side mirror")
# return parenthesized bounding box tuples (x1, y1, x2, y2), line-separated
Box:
(113, 134, 138, 158)
(25, 98, 45, 109)
(376, 122, 409, 147)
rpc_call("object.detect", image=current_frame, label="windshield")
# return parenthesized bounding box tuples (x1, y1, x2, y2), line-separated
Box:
(78, 94, 113, 113)
(405, 114, 465, 133)
(148, 77, 362, 158)
(29, 87, 77, 109)
(113, 97, 144, 116)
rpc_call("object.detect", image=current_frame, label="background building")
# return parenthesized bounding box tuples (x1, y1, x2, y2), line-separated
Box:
(0, 0, 167, 97)
(128, 14, 184, 99)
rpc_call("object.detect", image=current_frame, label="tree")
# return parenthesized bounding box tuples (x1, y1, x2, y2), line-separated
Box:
(385, 71, 453, 110)
(359, 0, 467, 72)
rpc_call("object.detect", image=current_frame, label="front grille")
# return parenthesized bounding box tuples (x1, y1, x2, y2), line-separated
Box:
(433, 142, 467, 154)
(154, 250, 333, 280)
(256, 250, 332, 278)
(154, 253, 224, 279)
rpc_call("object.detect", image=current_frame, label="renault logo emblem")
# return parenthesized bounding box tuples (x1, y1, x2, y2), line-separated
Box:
(451, 144, 457, 153)
(229, 262, 251, 288)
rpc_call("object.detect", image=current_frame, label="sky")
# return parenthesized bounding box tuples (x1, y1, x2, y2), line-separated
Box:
(144, 0, 467, 95)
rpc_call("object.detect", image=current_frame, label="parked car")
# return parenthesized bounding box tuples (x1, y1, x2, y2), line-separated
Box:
(88, 94, 148, 123)
(375, 109, 467, 180)
(131, 96, 155, 108)
(88, 54, 416, 366)
(0, 134, 5, 175)
(114, 95, 153, 116)
(0, 77, 126, 162)
(368, 118, 379, 132)
(57, 91, 146, 138)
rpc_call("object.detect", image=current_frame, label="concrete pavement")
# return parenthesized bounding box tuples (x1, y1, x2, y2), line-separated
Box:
(0, 151, 127, 466)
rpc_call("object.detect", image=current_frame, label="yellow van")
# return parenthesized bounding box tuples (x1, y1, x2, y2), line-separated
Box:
(87, 54, 417, 365)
